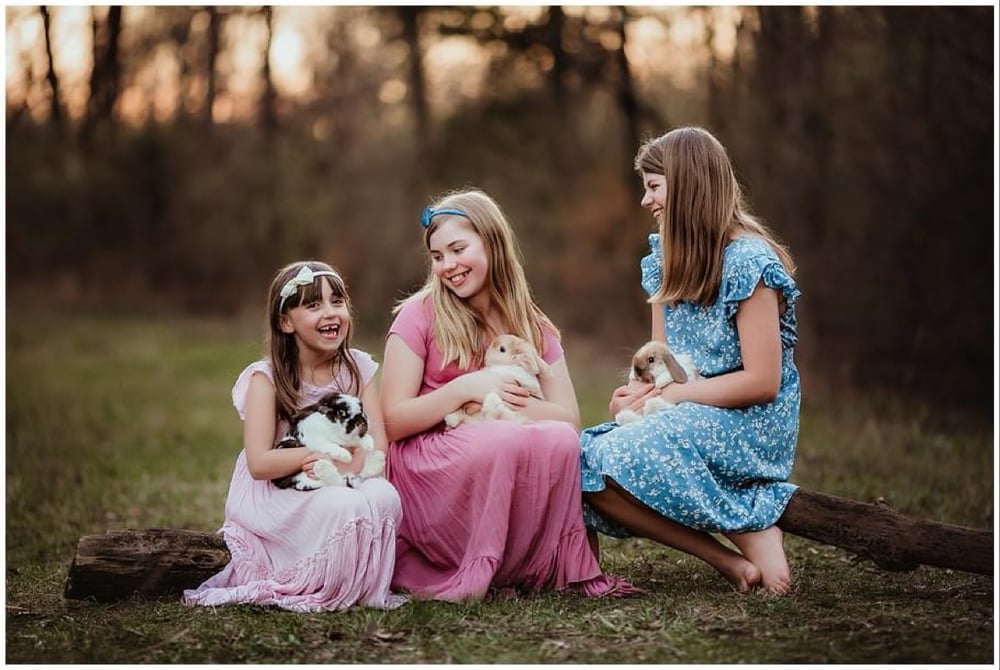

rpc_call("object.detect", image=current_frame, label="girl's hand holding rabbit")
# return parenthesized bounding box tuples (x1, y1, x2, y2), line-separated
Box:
(301, 450, 363, 478)
(608, 381, 658, 417)
(457, 368, 530, 410)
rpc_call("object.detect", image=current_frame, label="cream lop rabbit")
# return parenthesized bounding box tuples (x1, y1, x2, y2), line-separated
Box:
(614, 340, 699, 425)
(444, 334, 552, 428)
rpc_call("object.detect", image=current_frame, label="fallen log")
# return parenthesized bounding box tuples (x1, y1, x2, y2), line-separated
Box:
(776, 488, 993, 575)
(63, 527, 230, 602)
(63, 488, 993, 602)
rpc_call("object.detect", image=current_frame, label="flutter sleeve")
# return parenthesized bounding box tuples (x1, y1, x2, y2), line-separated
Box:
(720, 239, 802, 347)
(639, 233, 662, 297)
(231, 360, 274, 421)
(539, 322, 565, 365)
(349, 348, 379, 388)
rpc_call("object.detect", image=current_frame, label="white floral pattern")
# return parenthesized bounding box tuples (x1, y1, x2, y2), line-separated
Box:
(580, 234, 801, 535)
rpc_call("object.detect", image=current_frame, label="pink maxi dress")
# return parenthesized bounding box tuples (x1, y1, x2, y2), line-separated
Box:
(182, 352, 407, 613)
(386, 297, 635, 602)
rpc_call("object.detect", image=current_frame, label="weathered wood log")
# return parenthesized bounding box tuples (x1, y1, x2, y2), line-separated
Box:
(63, 488, 993, 602)
(63, 527, 230, 602)
(776, 488, 993, 575)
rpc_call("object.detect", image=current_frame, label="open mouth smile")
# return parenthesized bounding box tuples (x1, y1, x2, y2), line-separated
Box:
(447, 270, 470, 286)
(319, 324, 341, 338)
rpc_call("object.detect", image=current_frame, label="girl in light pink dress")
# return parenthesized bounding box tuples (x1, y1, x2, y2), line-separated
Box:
(183, 261, 406, 613)
(380, 189, 636, 602)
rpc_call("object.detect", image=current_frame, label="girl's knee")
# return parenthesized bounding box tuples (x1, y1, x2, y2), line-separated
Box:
(536, 420, 583, 455)
(358, 477, 403, 520)
(312, 485, 370, 517)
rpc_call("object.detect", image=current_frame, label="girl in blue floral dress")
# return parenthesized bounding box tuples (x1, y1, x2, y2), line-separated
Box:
(580, 127, 801, 594)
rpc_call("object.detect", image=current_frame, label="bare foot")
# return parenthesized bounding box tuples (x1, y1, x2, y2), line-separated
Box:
(725, 527, 792, 595)
(719, 554, 762, 593)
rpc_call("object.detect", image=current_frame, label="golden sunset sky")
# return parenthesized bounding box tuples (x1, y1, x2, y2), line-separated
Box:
(5, 6, 740, 124)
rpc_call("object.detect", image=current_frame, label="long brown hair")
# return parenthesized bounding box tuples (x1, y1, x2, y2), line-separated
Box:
(635, 126, 796, 306)
(265, 260, 361, 420)
(396, 189, 557, 370)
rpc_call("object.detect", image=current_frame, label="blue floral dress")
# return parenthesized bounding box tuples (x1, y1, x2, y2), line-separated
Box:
(580, 234, 801, 536)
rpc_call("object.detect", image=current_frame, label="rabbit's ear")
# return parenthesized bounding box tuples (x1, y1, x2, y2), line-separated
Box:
(535, 351, 554, 378)
(515, 349, 540, 375)
(664, 351, 689, 383)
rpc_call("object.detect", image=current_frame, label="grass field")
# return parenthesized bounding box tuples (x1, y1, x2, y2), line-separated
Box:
(5, 312, 995, 663)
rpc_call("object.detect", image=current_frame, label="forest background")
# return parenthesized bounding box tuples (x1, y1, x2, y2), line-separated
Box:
(6, 5, 995, 416)
(3, 5, 996, 663)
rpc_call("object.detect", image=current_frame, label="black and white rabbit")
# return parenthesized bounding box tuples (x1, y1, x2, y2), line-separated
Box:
(272, 391, 385, 490)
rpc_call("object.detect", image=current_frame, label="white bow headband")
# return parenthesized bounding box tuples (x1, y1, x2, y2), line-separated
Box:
(278, 266, 341, 310)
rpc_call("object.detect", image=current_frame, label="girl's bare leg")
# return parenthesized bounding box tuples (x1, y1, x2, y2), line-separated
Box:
(586, 478, 761, 593)
(724, 527, 791, 594)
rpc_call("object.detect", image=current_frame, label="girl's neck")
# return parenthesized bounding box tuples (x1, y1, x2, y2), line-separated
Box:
(469, 297, 507, 341)
(467, 290, 492, 318)
(298, 354, 338, 387)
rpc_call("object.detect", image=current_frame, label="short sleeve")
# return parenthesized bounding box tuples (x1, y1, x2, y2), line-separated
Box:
(231, 360, 274, 421)
(639, 233, 662, 297)
(539, 322, 564, 365)
(387, 296, 431, 361)
(720, 238, 802, 346)
(349, 348, 379, 388)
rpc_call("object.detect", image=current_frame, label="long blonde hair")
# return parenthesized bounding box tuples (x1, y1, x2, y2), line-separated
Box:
(396, 189, 557, 370)
(635, 126, 796, 306)
(265, 260, 361, 420)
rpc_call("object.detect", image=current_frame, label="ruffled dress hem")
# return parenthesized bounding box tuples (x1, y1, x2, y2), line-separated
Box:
(183, 514, 408, 613)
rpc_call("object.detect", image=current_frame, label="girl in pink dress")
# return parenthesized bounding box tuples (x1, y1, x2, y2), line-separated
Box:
(380, 189, 635, 602)
(183, 261, 407, 613)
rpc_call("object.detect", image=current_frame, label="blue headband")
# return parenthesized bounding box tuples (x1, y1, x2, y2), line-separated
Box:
(420, 206, 467, 228)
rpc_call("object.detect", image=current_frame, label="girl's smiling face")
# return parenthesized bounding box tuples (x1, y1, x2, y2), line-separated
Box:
(428, 218, 490, 302)
(640, 171, 667, 221)
(279, 278, 350, 357)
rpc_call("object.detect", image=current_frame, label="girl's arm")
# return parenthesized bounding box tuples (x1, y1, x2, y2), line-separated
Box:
(360, 375, 388, 453)
(659, 279, 782, 408)
(380, 334, 519, 442)
(241, 371, 315, 480)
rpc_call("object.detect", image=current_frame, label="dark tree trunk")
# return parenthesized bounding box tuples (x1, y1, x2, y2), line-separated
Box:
(702, 7, 723, 135)
(800, 5, 835, 251)
(82, 5, 122, 147)
(88, 5, 122, 124)
(39, 5, 62, 127)
(544, 5, 567, 113)
(613, 6, 639, 172)
(203, 6, 221, 129)
(396, 7, 428, 143)
(260, 6, 277, 133)
(63, 488, 992, 602)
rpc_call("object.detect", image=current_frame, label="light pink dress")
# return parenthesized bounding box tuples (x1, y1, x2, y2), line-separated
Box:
(182, 351, 407, 612)
(386, 297, 635, 602)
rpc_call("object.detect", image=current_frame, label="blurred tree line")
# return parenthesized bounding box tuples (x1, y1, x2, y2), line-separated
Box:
(5, 6, 993, 414)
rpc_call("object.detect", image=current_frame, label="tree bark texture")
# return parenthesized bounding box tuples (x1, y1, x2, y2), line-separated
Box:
(63, 528, 230, 602)
(776, 488, 992, 575)
(63, 488, 992, 602)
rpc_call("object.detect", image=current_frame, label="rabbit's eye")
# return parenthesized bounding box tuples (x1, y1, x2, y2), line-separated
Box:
(647, 356, 655, 363)
(499, 346, 507, 353)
